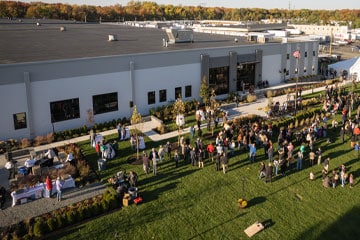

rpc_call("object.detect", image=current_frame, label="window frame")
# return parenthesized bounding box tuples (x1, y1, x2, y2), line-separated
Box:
(185, 85, 192, 98)
(50, 98, 80, 123)
(92, 92, 118, 115)
(159, 89, 167, 102)
(175, 87, 182, 99)
(13, 112, 27, 130)
(148, 91, 156, 105)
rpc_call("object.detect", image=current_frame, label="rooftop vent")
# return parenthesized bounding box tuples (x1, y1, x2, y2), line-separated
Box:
(108, 34, 118, 41)
(36, 22, 41, 26)
(60, 26, 66, 32)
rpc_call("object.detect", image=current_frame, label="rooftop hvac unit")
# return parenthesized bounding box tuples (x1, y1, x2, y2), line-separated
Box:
(108, 34, 118, 41)
(60, 26, 66, 32)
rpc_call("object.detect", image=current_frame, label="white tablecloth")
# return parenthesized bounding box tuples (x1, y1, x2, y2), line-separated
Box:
(11, 177, 76, 206)
(50, 177, 76, 195)
(121, 127, 130, 140)
(138, 137, 146, 150)
(92, 134, 103, 148)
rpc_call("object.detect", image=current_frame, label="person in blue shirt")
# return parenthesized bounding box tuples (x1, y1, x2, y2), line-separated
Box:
(355, 142, 359, 159)
(249, 143, 256, 163)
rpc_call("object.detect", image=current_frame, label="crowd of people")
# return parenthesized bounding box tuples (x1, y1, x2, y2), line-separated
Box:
(131, 82, 360, 190)
(2, 82, 358, 211)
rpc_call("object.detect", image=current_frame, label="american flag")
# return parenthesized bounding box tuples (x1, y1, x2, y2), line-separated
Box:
(293, 50, 301, 58)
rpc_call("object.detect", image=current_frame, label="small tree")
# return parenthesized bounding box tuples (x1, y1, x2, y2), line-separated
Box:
(199, 75, 210, 106)
(173, 96, 185, 145)
(209, 89, 219, 136)
(86, 109, 95, 127)
(267, 90, 273, 109)
(130, 105, 143, 160)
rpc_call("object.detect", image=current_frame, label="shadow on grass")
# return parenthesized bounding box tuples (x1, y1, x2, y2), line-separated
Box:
(298, 206, 360, 240)
(247, 196, 267, 208)
(188, 213, 248, 239)
(139, 168, 197, 191)
(140, 181, 178, 203)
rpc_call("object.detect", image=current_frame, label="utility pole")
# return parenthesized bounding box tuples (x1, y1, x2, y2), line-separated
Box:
(329, 28, 333, 55)
(293, 50, 300, 116)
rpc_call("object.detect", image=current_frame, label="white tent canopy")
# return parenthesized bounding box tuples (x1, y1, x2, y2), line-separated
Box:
(350, 57, 360, 81)
(328, 57, 360, 80)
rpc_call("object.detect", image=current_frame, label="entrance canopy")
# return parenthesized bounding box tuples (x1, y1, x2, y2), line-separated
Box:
(328, 57, 360, 79)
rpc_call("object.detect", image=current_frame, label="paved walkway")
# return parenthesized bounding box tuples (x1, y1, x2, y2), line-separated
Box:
(0, 79, 343, 229)
(0, 183, 106, 228)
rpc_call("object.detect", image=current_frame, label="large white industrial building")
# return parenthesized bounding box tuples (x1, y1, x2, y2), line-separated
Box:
(0, 19, 319, 140)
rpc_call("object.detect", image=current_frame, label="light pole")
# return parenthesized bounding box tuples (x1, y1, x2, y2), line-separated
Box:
(293, 50, 300, 116)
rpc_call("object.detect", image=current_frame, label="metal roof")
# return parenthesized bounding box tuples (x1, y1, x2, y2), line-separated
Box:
(0, 18, 259, 64)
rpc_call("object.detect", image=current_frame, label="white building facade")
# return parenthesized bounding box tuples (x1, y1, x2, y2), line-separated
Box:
(0, 40, 318, 140)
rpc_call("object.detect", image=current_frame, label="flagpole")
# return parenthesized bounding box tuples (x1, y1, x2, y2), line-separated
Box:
(295, 55, 299, 116)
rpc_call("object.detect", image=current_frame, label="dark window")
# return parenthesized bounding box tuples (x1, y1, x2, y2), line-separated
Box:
(185, 85, 192, 98)
(93, 92, 118, 115)
(175, 87, 182, 99)
(148, 91, 155, 105)
(13, 112, 27, 130)
(313, 51, 316, 56)
(286, 54, 290, 60)
(159, 89, 167, 102)
(50, 98, 80, 122)
(236, 64, 255, 91)
(209, 66, 229, 95)
(304, 51, 308, 58)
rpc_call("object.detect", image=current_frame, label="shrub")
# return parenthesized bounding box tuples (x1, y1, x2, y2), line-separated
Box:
(20, 138, 31, 149)
(101, 199, 109, 211)
(46, 218, 57, 232)
(33, 136, 46, 146)
(91, 202, 101, 216)
(246, 94, 257, 103)
(46, 132, 54, 144)
(33, 217, 48, 237)
(82, 205, 91, 219)
(156, 124, 167, 134)
(12, 221, 27, 239)
(77, 206, 85, 220)
(66, 210, 76, 225)
(21, 234, 32, 240)
(55, 214, 64, 228)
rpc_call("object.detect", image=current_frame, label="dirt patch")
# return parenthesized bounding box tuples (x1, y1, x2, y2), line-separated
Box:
(127, 155, 143, 165)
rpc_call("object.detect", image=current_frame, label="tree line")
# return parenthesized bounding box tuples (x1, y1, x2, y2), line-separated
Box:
(1, 1, 360, 28)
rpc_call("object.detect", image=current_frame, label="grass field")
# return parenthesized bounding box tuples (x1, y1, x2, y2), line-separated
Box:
(51, 100, 360, 240)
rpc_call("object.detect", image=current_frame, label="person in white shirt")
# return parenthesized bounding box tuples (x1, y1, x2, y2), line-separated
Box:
(24, 158, 36, 175)
(65, 153, 74, 165)
(5, 160, 15, 179)
(44, 148, 56, 160)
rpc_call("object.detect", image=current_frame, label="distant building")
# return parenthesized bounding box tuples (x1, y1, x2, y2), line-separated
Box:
(289, 24, 350, 40)
(0, 19, 318, 140)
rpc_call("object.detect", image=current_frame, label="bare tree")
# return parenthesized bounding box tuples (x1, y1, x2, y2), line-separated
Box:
(130, 105, 143, 160)
(173, 96, 185, 145)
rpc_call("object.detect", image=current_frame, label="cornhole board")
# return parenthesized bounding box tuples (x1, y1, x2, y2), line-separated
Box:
(244, 221, 264, 237)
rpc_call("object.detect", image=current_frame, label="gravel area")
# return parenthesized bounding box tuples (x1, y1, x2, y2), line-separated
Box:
(0, 182, 106, 228)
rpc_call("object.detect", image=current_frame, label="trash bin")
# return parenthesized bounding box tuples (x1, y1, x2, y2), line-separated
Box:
(97, 159, 106, 171)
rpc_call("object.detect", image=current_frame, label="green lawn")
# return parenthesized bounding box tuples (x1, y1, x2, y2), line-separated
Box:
(50, 121, 360, 240)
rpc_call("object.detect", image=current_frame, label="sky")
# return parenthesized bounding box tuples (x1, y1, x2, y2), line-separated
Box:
(19, 0, 360, 10)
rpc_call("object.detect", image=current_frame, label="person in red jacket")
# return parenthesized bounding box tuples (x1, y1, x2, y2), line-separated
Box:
(45, 175, 53, 198)
(95, 142, 101, 157)
(207, 142, 215, 162)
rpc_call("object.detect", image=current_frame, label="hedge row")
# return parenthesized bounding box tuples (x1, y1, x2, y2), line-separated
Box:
(1, 189, 119, 239)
